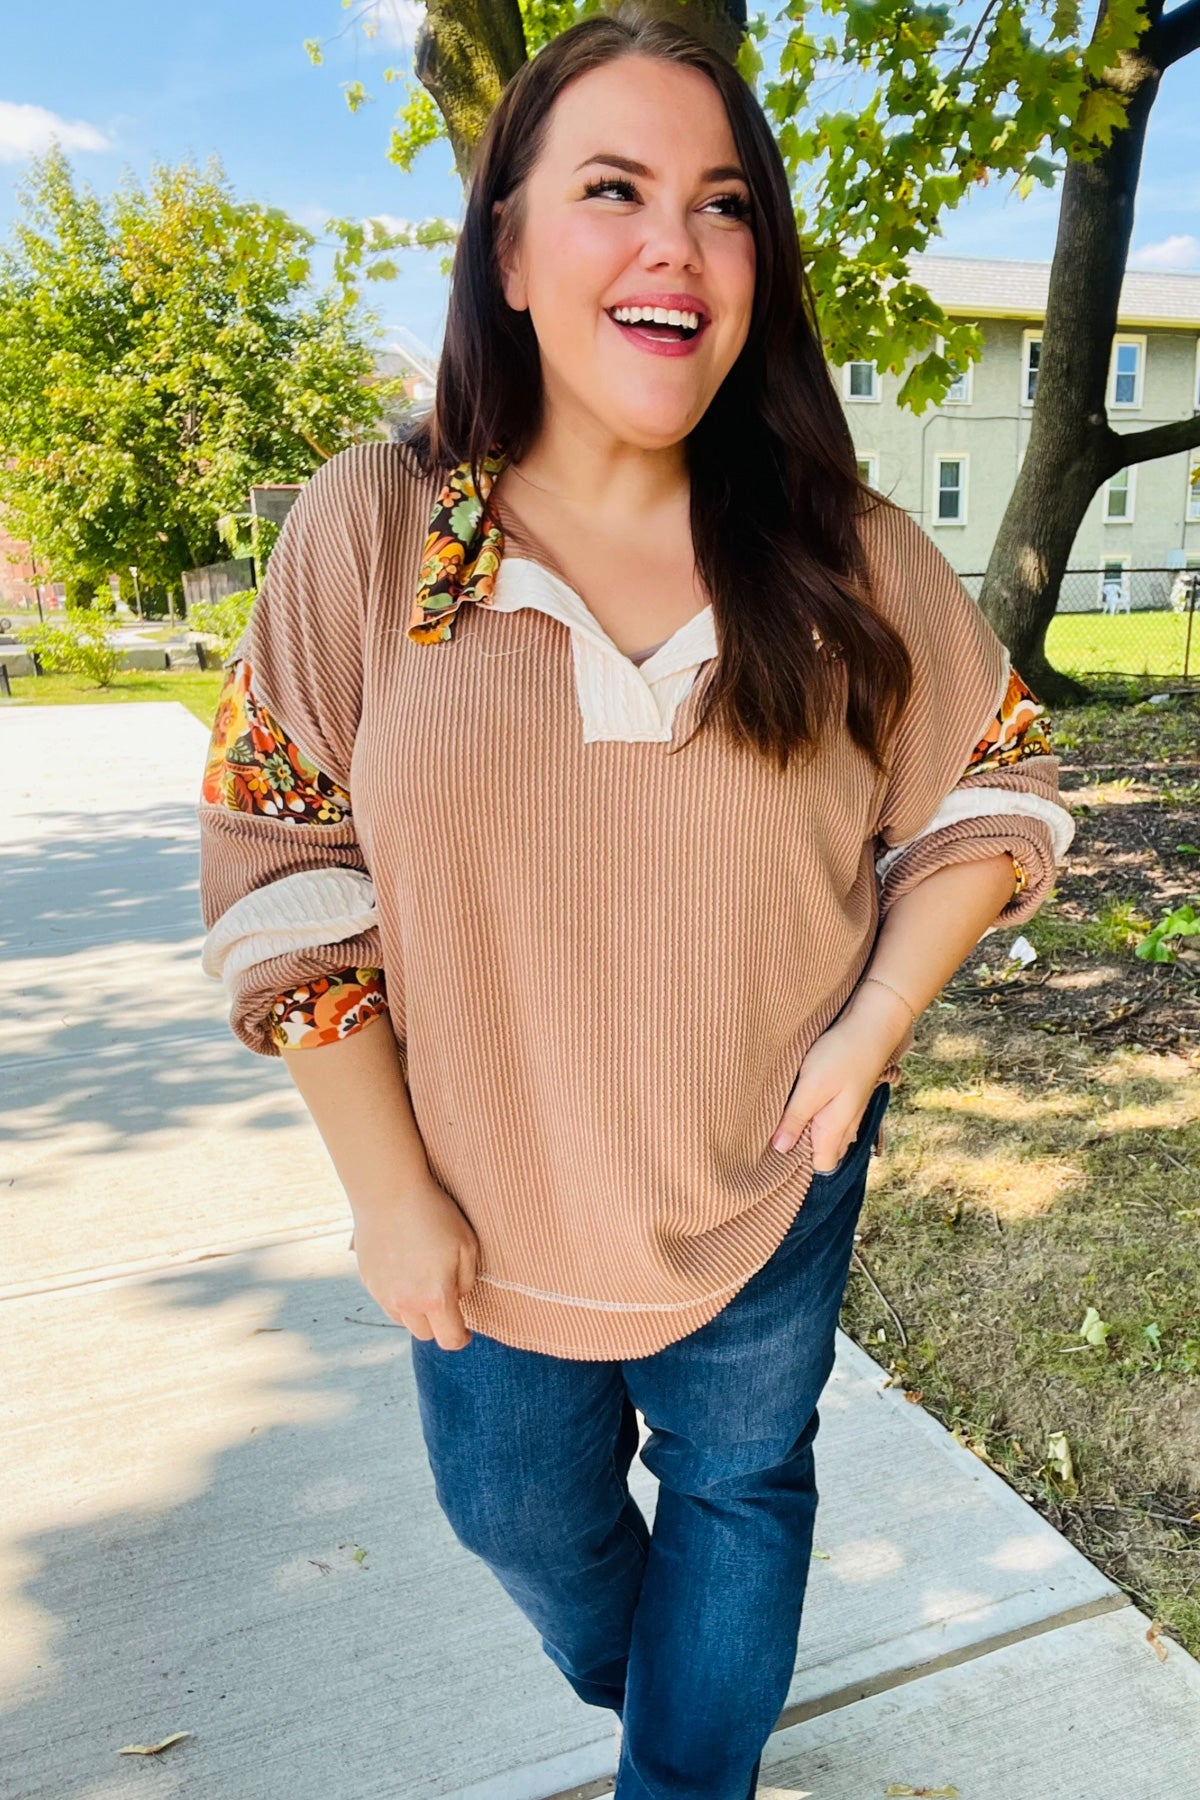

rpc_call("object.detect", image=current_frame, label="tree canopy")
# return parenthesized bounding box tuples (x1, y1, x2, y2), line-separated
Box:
(308, 0, 1151, 411)
(0, 147, 398, 594)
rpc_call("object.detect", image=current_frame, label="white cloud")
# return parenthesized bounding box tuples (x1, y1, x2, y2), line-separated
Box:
(0, 100, 111, 164)
(369, 211, 419, 234)
(373, 2, 426, 51)
(1128, 234, 1200, 271)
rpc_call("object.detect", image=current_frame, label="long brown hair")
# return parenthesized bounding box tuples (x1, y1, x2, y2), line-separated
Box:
(399, 1, 912, 775)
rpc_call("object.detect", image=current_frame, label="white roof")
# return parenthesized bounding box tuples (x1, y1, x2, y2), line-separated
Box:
(908, 254, 1200, 327)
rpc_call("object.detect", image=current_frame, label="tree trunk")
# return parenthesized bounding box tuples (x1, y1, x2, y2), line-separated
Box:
(979, 0, 1200, 704)
(980, 57, 1159, 701)
(414, 0, 747, 181)
(413, 0, 528, 183)
(627, 0, 748, 60)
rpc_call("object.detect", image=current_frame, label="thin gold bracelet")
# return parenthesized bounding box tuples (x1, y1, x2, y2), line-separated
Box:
(860, 974, 918, 1024)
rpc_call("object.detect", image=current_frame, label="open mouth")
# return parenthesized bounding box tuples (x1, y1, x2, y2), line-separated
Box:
(605, 306, 707, 343)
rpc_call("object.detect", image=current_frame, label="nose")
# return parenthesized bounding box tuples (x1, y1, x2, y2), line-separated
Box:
(636, 198, 703, 274)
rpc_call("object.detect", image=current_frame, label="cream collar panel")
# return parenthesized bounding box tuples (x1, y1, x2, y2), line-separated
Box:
(489, 554, 718, 745)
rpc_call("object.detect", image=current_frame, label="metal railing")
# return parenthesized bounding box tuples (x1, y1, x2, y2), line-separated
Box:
(960, 567, 1199, 681)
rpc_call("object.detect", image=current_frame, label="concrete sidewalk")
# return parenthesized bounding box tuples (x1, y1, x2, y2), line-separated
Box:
(2, 701, 1197, 1800)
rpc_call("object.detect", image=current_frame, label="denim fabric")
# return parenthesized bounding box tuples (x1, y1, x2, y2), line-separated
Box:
(409, 1079, 892, 1800)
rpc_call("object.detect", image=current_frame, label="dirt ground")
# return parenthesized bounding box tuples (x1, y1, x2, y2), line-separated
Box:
(842, 684, 1200, 1655)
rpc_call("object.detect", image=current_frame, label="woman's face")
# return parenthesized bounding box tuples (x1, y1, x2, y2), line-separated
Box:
(495, 55, 757, 451)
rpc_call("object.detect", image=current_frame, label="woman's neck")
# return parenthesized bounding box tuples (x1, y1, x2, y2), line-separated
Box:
(502, 416, 689, 529)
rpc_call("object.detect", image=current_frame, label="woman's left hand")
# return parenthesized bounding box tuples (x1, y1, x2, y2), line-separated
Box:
(770, 983, 911, 1167)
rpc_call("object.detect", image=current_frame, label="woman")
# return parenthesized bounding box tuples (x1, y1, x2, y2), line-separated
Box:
(197, 7, 1075, 1796)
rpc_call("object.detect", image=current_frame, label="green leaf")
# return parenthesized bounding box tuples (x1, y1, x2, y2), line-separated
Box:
(1078, 1306, 1111, 1347)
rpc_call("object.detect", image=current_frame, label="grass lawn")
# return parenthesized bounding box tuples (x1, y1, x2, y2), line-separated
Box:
(1048, 608, 1197, 679)
(844, 690, 1200, 1656)
(1, 667, 224, 726)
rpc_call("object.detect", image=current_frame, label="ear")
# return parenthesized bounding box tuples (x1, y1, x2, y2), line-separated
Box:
(492, 198, 527, 312)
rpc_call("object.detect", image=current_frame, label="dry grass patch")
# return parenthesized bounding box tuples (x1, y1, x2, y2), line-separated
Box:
(843, 692, 1200, 1654)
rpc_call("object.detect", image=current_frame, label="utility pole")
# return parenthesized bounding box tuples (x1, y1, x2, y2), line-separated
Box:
(30, 545, 45, 622)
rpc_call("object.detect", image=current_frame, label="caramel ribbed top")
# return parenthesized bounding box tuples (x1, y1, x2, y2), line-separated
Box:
(198, 441, 1071, 1358)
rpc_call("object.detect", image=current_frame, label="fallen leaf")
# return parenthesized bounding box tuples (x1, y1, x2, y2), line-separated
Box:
(811, 1548, 830, 1560)
(904, 1389, 924, 1404)
(117, 1732, 191, 1757)
(1146, 1621, 1169, 1663)
(1078, 1306, 1111, 1348)
(1046, 1430, 1078, 1497)
(884, 1786, 960, 1798)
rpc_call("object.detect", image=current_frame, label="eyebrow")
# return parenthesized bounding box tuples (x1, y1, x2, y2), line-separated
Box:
(575, 152, 749, 184)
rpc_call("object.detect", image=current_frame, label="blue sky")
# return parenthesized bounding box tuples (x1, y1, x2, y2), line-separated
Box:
(2, 1, 1197, 357)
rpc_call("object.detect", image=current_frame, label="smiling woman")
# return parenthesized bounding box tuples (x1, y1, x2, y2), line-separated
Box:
(196, 5, 1076, 1796)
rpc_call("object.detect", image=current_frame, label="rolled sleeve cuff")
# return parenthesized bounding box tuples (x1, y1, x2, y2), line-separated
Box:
(877, 814, 1059, 930)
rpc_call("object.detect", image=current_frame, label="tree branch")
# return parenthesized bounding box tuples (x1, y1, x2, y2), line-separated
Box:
(1107, 413, 1200, 470)
(955, 0, 1001, 72)
(1149, 0, 1200, 67)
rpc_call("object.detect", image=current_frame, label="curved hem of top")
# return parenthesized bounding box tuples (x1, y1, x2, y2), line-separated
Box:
(456, 1181, 815, 1363)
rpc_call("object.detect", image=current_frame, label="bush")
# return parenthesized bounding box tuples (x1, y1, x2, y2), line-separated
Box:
(21, 608, 121, 687)
(63, 575, 109, 610)
(187, 589, 258, 658)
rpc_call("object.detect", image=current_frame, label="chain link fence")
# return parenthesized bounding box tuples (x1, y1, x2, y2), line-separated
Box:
(960, 567, 1200, 682)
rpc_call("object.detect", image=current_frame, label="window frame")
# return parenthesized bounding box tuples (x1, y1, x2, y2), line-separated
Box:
(856, 451, 880, 489)
(1103, 464, 1136, 524)
(1108, 334, 1146, 411)
(1021, 330, 1042, 407)
(933, 452, 969, 527)
(842, 361, 880, 403)
(937, 334, 973, 405)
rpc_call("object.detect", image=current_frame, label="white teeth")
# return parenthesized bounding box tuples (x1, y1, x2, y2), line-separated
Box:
(611, 304, 701, 330)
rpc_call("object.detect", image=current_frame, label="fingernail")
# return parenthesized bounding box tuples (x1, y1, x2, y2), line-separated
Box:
(771, 1130, 794, 1152)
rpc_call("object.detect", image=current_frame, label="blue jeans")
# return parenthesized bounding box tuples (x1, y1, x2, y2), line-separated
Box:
(410, 1080, 892, 1800)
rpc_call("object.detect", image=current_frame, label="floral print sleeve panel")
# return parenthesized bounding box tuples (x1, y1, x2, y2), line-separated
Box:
(202, 655, 387, 1049)
(956, 664, 1054, 899)
(268, 968, 389, 1049)
(201, 655, 354, 822)
(965, 665, 1054, 777)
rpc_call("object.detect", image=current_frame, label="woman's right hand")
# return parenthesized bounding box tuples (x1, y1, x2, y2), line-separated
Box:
(350, 1177, 480, 1351)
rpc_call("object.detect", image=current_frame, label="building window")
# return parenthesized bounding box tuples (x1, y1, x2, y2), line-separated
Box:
(1188, 451, 1200, 523)
(1109, 336, 1145, 409)
(856, 453, 879, 489)
(1104, 465, 1135, 522)
(937, 335, 973, 404)
(1022, 333, 1042, 404)
(843, 362, 879, 402)
(1099, 558, 1131, 612)
(934, 455, 967, 525)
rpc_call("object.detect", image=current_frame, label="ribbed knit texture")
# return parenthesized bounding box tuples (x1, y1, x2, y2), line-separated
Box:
(197, 441, 1073, 1359)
